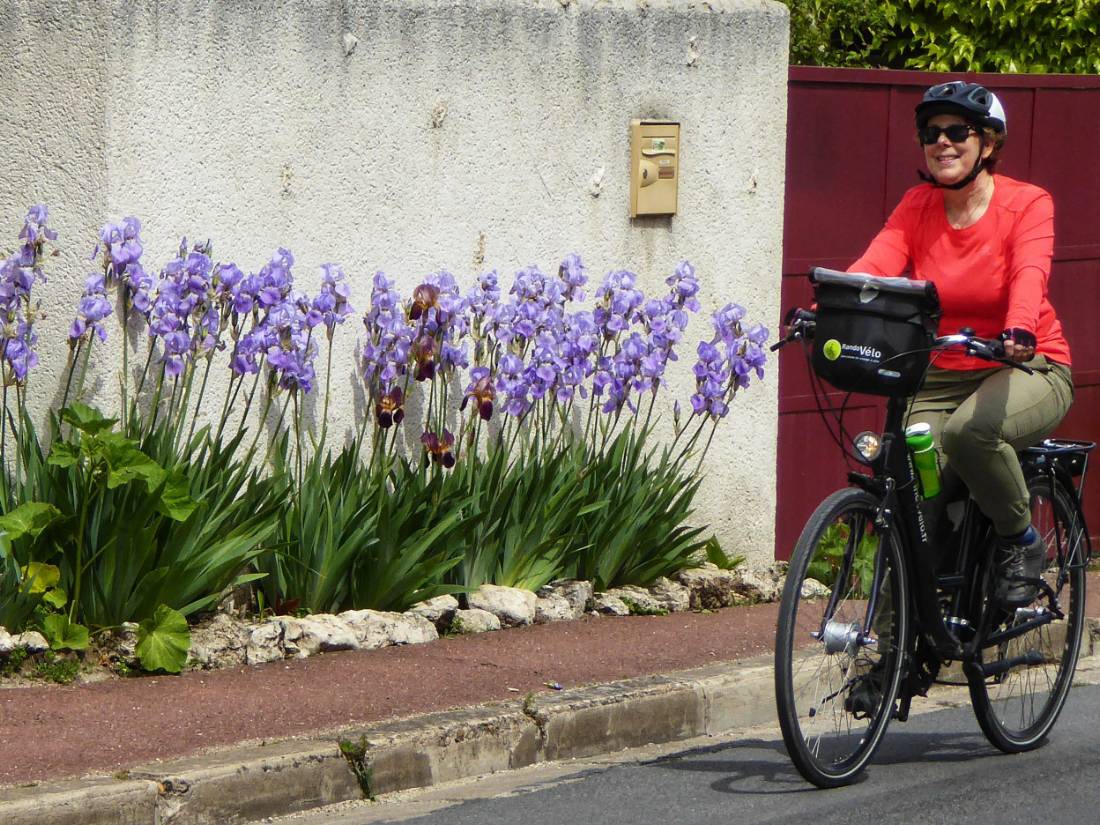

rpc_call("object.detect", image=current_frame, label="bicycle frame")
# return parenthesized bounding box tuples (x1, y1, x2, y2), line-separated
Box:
(848, 393, 1095, 704)
(850, 395, 966, 660)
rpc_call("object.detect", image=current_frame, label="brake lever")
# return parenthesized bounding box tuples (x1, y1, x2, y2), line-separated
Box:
(967, 339, 1034, 375)
(770, 328, 804, 352)
(771, 309, 816, 352)
(988, 339, 1037, 375)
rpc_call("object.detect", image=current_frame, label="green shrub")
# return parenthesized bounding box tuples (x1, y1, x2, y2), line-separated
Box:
(807, 521, 879, 598)
(783, 0, 1100, 73)
(785, 0, 892, 68)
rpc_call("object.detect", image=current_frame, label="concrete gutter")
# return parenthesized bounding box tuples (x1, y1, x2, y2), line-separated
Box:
(4, 629, 1099, 825)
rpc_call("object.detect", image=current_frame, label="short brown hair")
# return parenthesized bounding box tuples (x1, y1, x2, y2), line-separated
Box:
(979, 125, 1006, 173)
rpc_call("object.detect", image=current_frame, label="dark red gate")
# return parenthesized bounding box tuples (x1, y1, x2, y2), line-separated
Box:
(777, 67, 1100, 559)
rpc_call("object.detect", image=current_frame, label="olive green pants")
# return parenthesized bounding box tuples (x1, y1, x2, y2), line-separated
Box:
(906, 355, 1074, 537)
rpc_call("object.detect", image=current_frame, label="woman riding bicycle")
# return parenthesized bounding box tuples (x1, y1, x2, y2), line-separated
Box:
(847, 80, 1074, 607)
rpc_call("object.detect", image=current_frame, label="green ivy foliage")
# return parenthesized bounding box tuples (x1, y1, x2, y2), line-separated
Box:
(785, 0, 892, 68)
(783, 0, 1100, 73)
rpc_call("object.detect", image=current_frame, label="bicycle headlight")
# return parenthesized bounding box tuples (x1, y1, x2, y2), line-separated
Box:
(853, 431, 883, 464)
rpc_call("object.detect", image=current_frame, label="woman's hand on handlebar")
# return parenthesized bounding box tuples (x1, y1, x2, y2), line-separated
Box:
(770, 307, 816, 351)
(939, 328, 1034, 374)
(1001, 328, 1037, 364)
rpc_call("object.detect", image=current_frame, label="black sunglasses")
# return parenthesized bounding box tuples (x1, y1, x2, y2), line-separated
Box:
(918, 123, 977, 145)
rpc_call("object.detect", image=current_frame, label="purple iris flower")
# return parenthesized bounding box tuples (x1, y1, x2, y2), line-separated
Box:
(314, 263, 353, 332)
(4, 322, 39, 383)
(69, 271, 113, 343)
(92, 216, 145, 284)
(360, 271, 415, 400)
(687, 301, 769, 417)
(19, 205, 57, 245)
(559, 254, 588, 302)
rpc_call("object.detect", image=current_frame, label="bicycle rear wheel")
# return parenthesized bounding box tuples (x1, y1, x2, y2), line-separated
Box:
(775, 488, 909, 788)
(969, 475, 1086, 752)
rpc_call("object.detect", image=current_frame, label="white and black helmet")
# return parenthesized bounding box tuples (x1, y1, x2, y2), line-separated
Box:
(915, 81, 1007, 136)
(914, 81, 1007, 190)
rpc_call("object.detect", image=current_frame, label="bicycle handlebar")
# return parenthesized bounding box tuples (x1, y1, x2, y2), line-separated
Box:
(772, 311, 1034, 375)
(934, 329, 1034, 375)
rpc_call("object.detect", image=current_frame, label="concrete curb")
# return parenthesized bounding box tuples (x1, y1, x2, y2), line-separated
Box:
(0, 656, 775, 825)
(4, 624, 1098, 825)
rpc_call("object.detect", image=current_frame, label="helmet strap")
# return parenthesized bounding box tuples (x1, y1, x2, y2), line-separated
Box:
(917, 155, 986, 190)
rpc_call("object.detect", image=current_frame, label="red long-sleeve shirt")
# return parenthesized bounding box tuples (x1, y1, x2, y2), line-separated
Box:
(849, 175, 1070, 370)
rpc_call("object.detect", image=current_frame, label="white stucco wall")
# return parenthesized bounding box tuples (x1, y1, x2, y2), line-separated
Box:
(0, 0, 789, 566)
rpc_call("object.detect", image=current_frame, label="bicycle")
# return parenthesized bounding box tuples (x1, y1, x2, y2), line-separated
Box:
(772, 267, 1094, 788)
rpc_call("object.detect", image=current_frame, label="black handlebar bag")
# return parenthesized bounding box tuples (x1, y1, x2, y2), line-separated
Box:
(809, 268, 942, 397)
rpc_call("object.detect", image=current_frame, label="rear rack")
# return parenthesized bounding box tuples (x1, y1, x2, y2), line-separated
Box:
(1021, 440, 1094, 568)
(1021, 438, 1095, 479)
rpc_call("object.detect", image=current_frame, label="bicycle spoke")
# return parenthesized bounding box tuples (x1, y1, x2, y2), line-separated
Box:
(970, 478, 1085, 752)
(777, 489, 907, 786)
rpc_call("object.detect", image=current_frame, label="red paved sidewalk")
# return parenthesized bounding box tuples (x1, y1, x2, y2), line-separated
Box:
(0, 604, 781, 788)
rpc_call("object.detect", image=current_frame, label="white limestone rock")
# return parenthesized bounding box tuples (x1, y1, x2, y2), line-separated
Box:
(450, 608, 501, 634)
(537, 579, 593, 619)
(339, 609, 438, 648)
(591, 592, 630, 616)
(466, 584, 537, 627)
(675, 563, 739, 610)
(385, 612, 438, 645)
(406, 595, 460, 628)
(338, 610, 390, 649)
(800, 579, 831, 600)
(280, 614, 360, 659)
(534, 594, 573, 624)
(604, 585, 666, 615)
(14, 630, 48, 654)
(733, 565, 783, 604)
(246, 620, 286, 665)
(649, 577, 691, 613)
(188, 613, 250, 669)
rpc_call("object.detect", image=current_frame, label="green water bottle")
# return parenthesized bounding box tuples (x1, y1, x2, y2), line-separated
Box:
(905, 423, 941, 499)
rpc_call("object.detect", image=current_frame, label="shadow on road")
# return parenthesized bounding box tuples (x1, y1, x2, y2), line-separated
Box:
(869, 728, 996, 766)
(644, 737, 813, 794)
(645, 728, 997, 795)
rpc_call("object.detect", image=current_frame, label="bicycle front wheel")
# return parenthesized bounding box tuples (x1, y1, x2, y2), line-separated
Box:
(969, 475, 1087, 752)
(775, 488, 909, 788)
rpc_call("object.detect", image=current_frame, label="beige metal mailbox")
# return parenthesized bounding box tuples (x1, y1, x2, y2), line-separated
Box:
(630, 119, 680, 217)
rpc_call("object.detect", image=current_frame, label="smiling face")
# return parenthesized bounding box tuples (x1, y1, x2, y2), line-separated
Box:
(921, 113, 993, 186)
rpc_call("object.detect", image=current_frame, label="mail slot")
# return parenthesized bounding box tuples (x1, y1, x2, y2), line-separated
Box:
(630, 119, 680, 217)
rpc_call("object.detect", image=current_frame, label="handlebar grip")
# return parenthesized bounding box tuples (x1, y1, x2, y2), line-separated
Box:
(965, 336, 1034, 374)
(772, 307, 817, 351)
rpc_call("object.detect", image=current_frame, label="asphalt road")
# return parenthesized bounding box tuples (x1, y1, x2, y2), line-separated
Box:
(260, 681, 1100, 825)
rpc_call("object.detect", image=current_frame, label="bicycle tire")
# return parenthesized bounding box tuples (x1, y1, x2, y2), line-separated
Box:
(775, 487, 910, 788)
(969, 475, 1086, 753)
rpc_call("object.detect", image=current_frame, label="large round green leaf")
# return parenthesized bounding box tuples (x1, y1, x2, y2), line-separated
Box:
(135, 605, 191, 674)
(41, 613, 89, 651)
